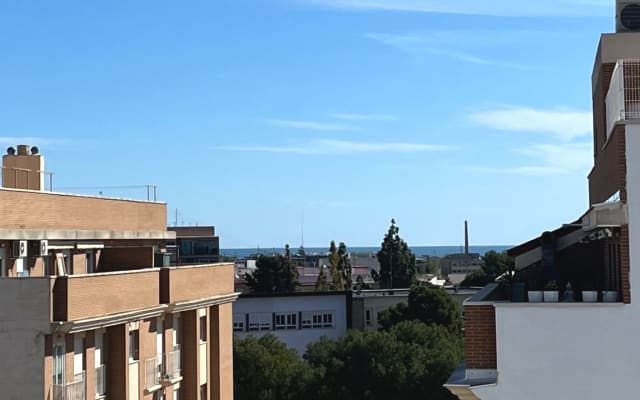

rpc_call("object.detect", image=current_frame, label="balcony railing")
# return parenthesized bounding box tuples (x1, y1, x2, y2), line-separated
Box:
(605, 59, 640, 138)
(95, 364, 106, 397)
(52, 372, 86, 400)
(144, 356, 162, 391)
(163, 347, 182, 381)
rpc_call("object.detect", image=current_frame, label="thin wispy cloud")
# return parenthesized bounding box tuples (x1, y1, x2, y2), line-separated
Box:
(298, 0, 609, 17)
(331, 113, 396, 121)
(212, 139, 457, 155)
(471, 142, 592, 176)
(266, 119, 356, 131)
(469, 106, 593, 141)
(364, 31, 546, 69)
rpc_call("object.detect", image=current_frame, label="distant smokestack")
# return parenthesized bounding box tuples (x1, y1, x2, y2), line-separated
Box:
(464, 220, 469, 256)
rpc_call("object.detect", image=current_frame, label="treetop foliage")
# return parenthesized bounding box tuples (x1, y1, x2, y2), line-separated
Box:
(245, 244, 299, 293)
(376, 219, 417, 289)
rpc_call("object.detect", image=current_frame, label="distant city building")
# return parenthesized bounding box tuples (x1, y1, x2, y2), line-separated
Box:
(168, 226, 220, 265)
(232, 291, 350, 353)
(441, 221, 482, 284)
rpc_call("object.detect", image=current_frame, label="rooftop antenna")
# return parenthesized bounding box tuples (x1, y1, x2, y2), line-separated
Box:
(300, 204, 305, 250)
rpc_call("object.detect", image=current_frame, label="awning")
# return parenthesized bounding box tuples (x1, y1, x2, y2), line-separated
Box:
(512, 201, 627, 270)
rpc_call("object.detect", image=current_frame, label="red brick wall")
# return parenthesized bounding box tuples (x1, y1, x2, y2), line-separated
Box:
(464, 305, 497, 370)
(589, 125, 627, 205)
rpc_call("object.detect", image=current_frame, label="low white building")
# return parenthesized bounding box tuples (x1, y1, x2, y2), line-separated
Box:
(232, 291, 350, 353)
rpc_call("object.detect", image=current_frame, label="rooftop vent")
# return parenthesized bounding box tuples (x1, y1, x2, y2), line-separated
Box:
(617, 1, 640, 32)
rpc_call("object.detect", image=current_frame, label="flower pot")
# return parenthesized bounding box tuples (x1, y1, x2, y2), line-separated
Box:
(603, 290, 618, 303)
(582, 290, 598, 303)
(543, 291, 559, 302)
(528, 291, 543, 303)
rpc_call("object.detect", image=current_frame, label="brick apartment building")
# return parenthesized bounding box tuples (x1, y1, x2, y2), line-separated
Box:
(0, 145, 237, 400)
(446, 1, 640, 399)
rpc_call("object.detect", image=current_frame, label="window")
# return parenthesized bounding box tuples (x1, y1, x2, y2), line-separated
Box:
(129, 330, 139, 361)
(173, 388, 181, 400)
(233, 314, 245, 332)
(365, 309, 373, 326)
(200, 384, 207, 400)
(301, 311, 335, 329)
(86, 251, 95, 273)
(199, 316, 207, 342)
(248, 313, 272, 331)
(275, 312, 297, 330)
(53, 343, 65, 385)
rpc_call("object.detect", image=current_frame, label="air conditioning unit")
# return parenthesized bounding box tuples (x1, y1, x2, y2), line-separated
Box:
(617, 1, 640, 32)
(12, 240, 27, 258)
(39, 240, 48, 256)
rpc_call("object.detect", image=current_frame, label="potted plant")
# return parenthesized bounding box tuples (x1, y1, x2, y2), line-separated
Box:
(603, 289, 618, 302)
(527, 279, 543, 303)
(543, 280, 559, 302)
(582, 283, 598, 303)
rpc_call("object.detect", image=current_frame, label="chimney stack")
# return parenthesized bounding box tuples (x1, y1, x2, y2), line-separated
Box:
(2, 144, 45, 191)
(464, 220, 469, 256)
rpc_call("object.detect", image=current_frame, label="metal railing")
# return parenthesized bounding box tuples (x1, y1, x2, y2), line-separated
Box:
(95, 364, 106, 397)
(52, 371, 86, 400)
(606, 59, 640, 139)
(144, 355, 162, 390)
(163, 347, 182, 381)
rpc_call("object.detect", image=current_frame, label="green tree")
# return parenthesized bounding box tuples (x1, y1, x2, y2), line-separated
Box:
(234, 334, 310, 400)
(245, 244, 299, 293)
(315, 266, 328, 291)
(460, 269, 490, 287)
(303, 321, 462, 400)
(379, 283, 462, 334)
(338, 242, 352, 289)
(460, 250, 514, 287)
(328, 241, 344, 290)
(376, 219, 417, 289)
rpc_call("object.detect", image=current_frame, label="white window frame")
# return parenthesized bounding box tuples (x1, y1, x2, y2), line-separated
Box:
(274, 312, 297, 330)
(365, 308, 373, 326)
(301, 311, 335, 329)
(53, 342, 65, 385)
(233, 314, 245, 332)
(248, 313, 272, 331)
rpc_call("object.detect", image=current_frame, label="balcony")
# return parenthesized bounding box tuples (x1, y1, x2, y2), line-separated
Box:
(53, 372, 86, 400)
(95, 364, 106, 398)
(447, 282, 629, 398)
(605, 59, 640, 138)
(162, 347, 182, 383)
(53, 269, 161, 322)
(144, 355, 163, 392)
(160, 263, 235, 307)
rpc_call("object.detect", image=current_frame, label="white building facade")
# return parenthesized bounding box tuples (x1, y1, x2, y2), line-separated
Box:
(232, 292, 350, 354)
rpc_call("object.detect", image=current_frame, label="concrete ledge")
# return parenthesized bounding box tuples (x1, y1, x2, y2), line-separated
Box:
(0, 229, 175, 240)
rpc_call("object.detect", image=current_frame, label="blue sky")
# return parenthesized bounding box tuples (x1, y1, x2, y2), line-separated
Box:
(0, 0, 613, 248)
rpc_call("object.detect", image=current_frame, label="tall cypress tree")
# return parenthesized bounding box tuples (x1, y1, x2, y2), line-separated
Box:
(328, 241, 344, 290)
(376, 219, 417, 289)
(338, 242, 352, 290)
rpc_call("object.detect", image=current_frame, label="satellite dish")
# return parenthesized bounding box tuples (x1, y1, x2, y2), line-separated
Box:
(6, 147, 15, 155)
(30, 146, 39, 155)
(621, 3, 640, 30)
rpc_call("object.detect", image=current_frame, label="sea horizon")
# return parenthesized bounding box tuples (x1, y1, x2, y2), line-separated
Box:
(221, 245, 512, 258)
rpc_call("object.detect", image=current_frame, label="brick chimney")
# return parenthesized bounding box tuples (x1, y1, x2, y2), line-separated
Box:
(2, 145, 45, 191)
